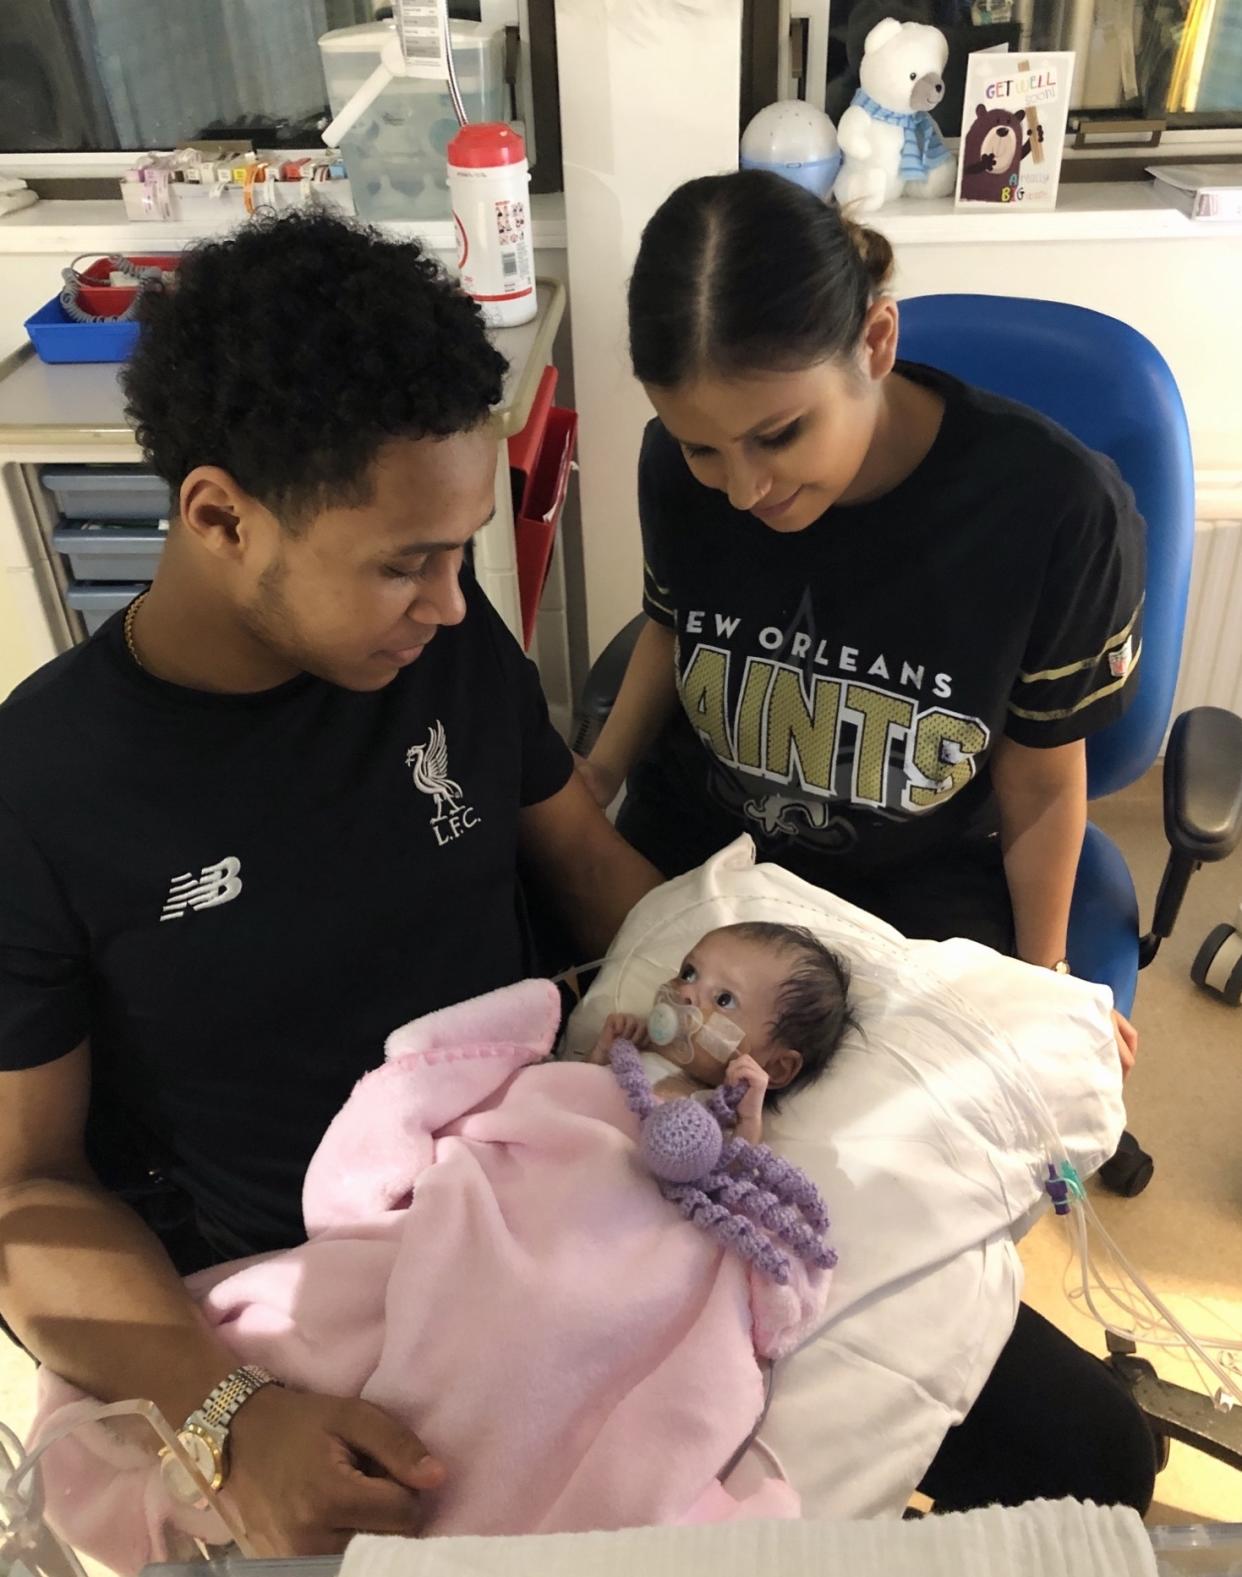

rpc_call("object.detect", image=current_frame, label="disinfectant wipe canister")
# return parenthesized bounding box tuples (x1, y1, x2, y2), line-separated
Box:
(448, 122, 536, 327)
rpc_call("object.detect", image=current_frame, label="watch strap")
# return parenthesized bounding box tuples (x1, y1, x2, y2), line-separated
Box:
(190, 1364, 278, 1433)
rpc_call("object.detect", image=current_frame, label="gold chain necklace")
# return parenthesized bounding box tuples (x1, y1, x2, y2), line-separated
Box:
(124, 591, 148, 670)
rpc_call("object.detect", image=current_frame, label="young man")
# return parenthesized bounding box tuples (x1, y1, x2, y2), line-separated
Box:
(0, 212, 659, 1554)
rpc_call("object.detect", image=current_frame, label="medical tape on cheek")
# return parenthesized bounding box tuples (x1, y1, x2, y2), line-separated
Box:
(697, 1013, 745, 1064)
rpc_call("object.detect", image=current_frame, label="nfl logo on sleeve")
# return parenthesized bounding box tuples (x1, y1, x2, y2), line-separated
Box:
(1108, 637, 1133, 679)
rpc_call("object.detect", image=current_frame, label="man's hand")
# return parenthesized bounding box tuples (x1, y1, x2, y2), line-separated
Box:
(225, 1386, 445, 1557)
(725, 1054, 769, 1146)
(1111, 1009, 1138, 1081)
(589, 1012, 648, 1063)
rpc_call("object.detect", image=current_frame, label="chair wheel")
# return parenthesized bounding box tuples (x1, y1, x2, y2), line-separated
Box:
(1098, 1131, 1154, 1197)
(1191, 923, 1242, 1005)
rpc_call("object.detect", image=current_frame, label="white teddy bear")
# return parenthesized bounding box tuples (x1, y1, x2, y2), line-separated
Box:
(833, 17, 957, 214)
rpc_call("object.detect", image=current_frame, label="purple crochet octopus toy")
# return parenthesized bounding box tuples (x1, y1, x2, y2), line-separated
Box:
(609, 1038, 837, 1286)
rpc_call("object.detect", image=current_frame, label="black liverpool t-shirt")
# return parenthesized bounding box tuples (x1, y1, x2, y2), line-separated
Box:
(0, 573, 571, 1256)
(635, 363, 1144, 881)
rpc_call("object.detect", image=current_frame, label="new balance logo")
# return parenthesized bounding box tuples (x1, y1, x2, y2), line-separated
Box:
(160, 856, 244, 922)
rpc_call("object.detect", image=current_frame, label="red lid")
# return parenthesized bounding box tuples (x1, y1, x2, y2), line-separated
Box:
(447, 122, 527, 168)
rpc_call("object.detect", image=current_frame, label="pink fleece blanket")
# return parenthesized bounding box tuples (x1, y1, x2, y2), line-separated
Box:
(30, 980, 830, 1570)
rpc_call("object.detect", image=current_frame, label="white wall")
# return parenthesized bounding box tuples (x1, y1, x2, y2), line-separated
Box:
(889, 236, 1242, 476)
(1, 255, 65, 362)
(554, 0, 743, 661)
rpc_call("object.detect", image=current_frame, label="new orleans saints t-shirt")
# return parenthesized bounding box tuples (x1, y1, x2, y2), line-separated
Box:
(629, 363, 1144, 887)
(0, 572, 571, 1258)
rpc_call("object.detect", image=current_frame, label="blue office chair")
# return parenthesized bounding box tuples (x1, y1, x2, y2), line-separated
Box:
(897, 297, 1242, 1022)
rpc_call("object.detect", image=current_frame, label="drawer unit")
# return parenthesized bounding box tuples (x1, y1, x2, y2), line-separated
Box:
(52, 524, 166, 583)
(42, 467, 172, 522)
(64, 581, 146, 636)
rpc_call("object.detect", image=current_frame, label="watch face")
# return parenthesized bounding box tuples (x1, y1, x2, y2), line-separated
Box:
(160, 1430, 219, 1506)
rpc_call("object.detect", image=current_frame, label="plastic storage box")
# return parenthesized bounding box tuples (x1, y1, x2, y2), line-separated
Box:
(24, 297, 142, 364)
(65, 582, 147, 636)
(52, 524, 166, 583)
(42, 468, 172, 521)
(25, 256, 182, 364)
(318, 19, 506, 223)
(1151, 1524, 1242, 1574)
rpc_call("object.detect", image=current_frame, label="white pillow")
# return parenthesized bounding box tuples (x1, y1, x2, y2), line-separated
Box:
(567, 836, 1125, 1518)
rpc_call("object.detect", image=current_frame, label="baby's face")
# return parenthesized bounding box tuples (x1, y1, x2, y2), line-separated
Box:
(659, 929, 786, 1086)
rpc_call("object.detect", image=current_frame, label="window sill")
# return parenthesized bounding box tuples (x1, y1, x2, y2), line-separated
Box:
(2, 184, 1239, 257)
(0, 193, 569, 255)
(866, 180, 1242, 243)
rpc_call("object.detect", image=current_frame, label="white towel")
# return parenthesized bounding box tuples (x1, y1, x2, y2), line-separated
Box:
(0, 189, 38, 217)
(341, 1500, 1157, 1577)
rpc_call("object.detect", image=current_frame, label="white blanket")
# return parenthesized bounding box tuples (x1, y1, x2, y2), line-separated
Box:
(341, 1500, 1156, 1577)
(565, 837, 1126, 1517)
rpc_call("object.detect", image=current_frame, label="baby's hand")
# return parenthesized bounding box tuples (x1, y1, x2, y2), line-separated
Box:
(725, 1054, 769, 1144)
(589, 1012, 649, 1063)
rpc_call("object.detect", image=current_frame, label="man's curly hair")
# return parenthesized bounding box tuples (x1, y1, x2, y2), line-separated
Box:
(122, 209, 507, 527)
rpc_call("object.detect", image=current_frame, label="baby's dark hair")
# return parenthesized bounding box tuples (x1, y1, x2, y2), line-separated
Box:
(723, 921, 856, 1107)
(122, 208, 506, 528)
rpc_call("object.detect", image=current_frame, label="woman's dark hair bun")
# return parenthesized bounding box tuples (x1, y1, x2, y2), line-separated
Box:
(840, 212, 895, 293)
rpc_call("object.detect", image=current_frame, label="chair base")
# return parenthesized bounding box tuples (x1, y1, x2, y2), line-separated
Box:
(1097, 1131, 1154, 1197)
(1106, 1335, 1242, 1475)
(1191, 922, 1242, 1005)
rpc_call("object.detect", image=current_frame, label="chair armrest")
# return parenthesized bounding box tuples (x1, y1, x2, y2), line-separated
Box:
(1163, 706, 1242, 862)
(1141, 707, 1242, 964)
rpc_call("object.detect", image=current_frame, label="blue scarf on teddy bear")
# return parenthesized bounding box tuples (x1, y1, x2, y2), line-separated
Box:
(852, 88, 952, 182)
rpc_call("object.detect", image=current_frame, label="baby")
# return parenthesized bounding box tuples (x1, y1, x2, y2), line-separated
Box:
(591, 921, 854, 1145)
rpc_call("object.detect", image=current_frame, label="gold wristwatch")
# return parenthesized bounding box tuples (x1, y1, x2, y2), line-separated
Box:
(159, 1364, 278, 1507)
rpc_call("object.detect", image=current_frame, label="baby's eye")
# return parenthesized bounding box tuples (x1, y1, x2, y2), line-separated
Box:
(679, 963, 697, 982)
(715, 990, 736, 1010)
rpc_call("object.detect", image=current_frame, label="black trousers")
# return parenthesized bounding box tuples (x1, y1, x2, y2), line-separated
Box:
(919, 1304, 1156, 1512)
(618, 785, 1157, 1515)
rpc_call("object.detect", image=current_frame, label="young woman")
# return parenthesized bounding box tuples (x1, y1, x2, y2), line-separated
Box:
(579, 169, 1154, 1511)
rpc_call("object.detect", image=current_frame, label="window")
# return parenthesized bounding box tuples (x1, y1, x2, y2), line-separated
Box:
(0, 0, 372, 155)
(815, 0, 1242, 133)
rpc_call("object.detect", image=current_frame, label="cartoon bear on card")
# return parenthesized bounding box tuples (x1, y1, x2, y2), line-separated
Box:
(959, 104, 1044, 203)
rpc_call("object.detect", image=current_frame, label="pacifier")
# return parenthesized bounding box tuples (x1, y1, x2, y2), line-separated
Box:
(647, 984, 745, 1067)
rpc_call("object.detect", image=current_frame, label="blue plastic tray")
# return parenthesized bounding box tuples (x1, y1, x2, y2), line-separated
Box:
(24, 295, 140, 364)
